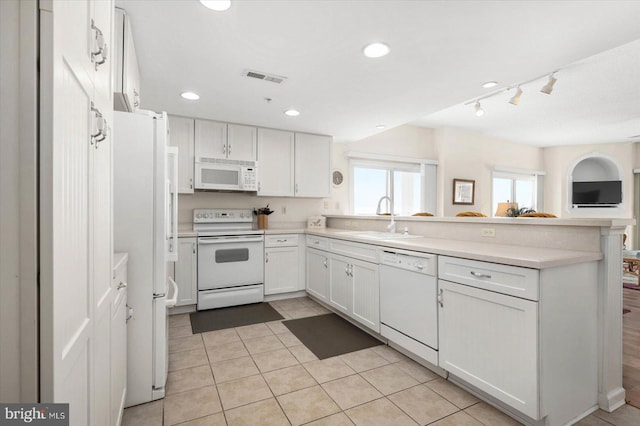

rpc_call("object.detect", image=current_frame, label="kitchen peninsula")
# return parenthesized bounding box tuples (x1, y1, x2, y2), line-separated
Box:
(306, 215, 629, 426)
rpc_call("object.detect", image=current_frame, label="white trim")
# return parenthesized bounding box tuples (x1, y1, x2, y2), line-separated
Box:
(345, 151, 438, 165)
(492, 166, 546, 176)
(633, 168, 640, 174)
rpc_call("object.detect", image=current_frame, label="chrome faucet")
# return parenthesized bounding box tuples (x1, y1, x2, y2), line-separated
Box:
(376, 196, 396, 233)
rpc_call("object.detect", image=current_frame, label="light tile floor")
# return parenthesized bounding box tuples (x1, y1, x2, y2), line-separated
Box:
(123, 297, 640, 426)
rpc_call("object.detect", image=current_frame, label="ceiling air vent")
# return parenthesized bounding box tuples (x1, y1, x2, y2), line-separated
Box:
(243, 69, 287, 84)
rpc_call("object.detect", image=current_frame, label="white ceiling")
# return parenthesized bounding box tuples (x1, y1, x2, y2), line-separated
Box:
(117, 0, 640, 146)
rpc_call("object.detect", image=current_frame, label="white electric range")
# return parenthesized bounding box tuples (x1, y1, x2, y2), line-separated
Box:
(193, 209, 264, 310)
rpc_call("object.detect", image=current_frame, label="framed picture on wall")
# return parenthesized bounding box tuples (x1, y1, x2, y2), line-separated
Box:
(453, 179, 475, 205)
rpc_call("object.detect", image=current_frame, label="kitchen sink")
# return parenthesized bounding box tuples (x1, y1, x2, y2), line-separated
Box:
(335, 230, 423, 240)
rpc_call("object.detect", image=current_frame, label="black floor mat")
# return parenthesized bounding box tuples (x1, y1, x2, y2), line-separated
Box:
(190, 303, 283, 334)
(283, 313, 383, 359)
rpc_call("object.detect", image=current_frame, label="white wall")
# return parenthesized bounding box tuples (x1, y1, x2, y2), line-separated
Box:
(330, 125, 436, 214)
(543, 143, 635, 218)
(0, 0, 21, 403)
(433, 127, 544, 217)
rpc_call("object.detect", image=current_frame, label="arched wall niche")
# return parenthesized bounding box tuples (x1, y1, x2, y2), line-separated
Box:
(567, 152, 624, 213)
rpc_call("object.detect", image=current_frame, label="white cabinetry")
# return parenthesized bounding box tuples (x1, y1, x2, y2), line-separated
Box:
(264, 234, 303, 295)
(168, 116, 195, 194)
(438, 255, 598, 425)
(195, 119, 226, 160)
(114, 8, 140, 112)
(195, 120, 256, 162)
(257, 131, 331, 198)
(174, 238, 197, 306)
(306, 237, 379, 333)
(40, 0, 118, 423)
(257, 128, 294, 196)
(294, 133, 331, 197)
(306, 247, 329, 302)
(228, 124, 257, 162)
(111, 254, 128, 426)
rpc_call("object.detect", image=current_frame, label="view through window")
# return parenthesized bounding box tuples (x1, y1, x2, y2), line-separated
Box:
(492, 171, 537, 216)
(351, 160, 422, 216)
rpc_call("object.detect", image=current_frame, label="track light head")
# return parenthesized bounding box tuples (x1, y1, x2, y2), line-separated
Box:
(474, 101, 485, 117)
(540, 74, 557, 94)
(509, 87, 523, 106)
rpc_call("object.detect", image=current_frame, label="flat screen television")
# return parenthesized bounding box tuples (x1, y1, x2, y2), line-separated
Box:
(572, 180, 622, 205)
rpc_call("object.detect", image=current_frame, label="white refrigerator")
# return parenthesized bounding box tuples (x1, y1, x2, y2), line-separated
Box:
(114, 110, 179, 407)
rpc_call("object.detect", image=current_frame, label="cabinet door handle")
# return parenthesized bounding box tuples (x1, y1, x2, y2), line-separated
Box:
(91, 19, 108, 69)
(470, 271, 492, 279)
(192, 243, 196, 254)
(345, 265, 349, 276)
(323, 259, 327, 268)
(295, 183, 299, 193)
(222, 144, 227, 155)
(90, 103, 108, 148)
(276, 239, 288, 243)
(416, 264, 424, 270)
(117, 281, 127, 290)
(314, 240, 320, 245)
(265, 253, 269, 263)
(438, 288, 444, 308)
(227, 143, 232, 156)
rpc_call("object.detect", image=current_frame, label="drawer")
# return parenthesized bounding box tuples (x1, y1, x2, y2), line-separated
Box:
(438, 256, 539, 301)
(306, 235, 329, 250)
(265, 234, 299, 248)
(329, 238, 379, 263)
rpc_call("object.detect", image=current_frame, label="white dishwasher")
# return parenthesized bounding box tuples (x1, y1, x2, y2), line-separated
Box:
(379, 248, 439, 365)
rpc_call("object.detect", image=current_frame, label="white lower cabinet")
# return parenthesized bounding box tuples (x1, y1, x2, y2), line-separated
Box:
(328, 256, 352, 314)
(175, 237, 197, 306)
(437, 255, 599, 426)
(306, 248, 329, 302)
(264, 234, 304, 295)
(110, 289, 127, 426)
(328, 253, 379, 332)
(265, 246, 299, 295)
(111, 254, 128, 426)
(438, 279, 538, 418)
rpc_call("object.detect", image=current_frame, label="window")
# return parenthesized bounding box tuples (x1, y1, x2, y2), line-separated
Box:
(350, 158, 436, 216)
(492, 170, 542, 216)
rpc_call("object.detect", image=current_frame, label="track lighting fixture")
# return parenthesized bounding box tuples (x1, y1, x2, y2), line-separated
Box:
(474, 101, 485, 117)
(509, 87, 523, 106)
(540, 73, 557, 94)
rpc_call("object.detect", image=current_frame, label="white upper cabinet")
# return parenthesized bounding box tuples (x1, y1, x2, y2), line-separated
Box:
(114, 8, 140, 112)
(256, 130, 332, 198)
(168, 116, 195, 194)
(194, 120, 257, 162)
(257, 128, 295, 196)
(294, 133, 332, 197)
(227, 124, 257, 162)
(195, 119, 227, 160)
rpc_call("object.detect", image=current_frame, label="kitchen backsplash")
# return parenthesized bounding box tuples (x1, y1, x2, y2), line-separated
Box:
(178, 192, 326, 227)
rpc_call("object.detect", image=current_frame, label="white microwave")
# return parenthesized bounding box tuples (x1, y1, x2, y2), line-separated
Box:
(195, 161, 257, 191)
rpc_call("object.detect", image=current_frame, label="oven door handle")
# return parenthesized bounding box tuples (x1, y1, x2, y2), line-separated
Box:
(198, 236, 264, 245)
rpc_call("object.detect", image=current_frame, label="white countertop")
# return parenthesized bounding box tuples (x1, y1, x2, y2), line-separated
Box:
(306, 228, 602, 269)
(177, 224, 602, 269)
(324, 214, 634, 228)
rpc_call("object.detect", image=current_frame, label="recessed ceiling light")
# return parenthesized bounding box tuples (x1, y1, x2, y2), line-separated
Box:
(284, 109, 300, 117)
(181, 91, 200, 100)
(376, 125, 386, 129)
(200, 0, 231, 11)
(363, 42, 390, 58)
(482, 81, 498, 88)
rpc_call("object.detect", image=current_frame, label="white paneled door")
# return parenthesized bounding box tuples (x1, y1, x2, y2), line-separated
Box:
(40, 1, 114, 425)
